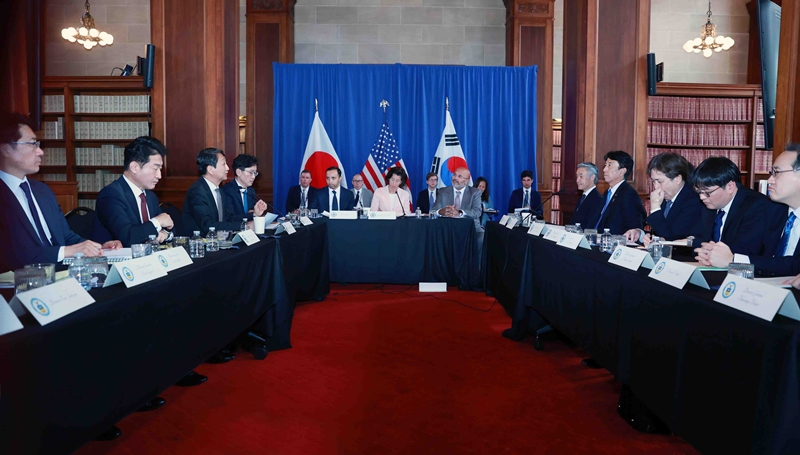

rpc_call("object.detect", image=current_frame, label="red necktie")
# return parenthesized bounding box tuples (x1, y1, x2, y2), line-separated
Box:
(139, 192, 149, 222)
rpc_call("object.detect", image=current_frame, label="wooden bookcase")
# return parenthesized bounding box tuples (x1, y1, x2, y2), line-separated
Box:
(550, 119, 562, 224)
(646, 83, 770, 194)
(37, 76, 152, 209)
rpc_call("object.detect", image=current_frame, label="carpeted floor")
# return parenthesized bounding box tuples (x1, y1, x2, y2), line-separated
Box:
(75, 285, 698, 455)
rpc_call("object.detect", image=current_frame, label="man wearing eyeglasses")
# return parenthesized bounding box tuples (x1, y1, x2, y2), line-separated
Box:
(221, 154, 267, 222)
(690, 156, 784, 260)
(696, 146, 800, 276)
(0, 112, 121, 272)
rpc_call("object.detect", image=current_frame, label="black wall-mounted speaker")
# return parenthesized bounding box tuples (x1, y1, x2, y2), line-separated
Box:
(143, 44, 155, 89)
(647, 53, 657, 96)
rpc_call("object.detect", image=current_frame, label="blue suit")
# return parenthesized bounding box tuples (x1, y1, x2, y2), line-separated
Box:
(595, 180, 646, 235)
(570, 187, 604, 229)
(750, 228, 800, 277)
(309, 186, 355, 212)
(182, 178, 243, 236)
(646, 186, 708, 241)
(94, 176, 162, 247)
(692, 186, 785, 257)
(507, 188, 543, 217)
(416, 188, 435, 214)
(221, 181, 259, 222)
(285, 185, 316, 213)
(0, 178, 83, 271)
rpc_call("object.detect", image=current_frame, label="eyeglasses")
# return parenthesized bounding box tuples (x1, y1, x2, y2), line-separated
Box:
(10, 140, 41, 148)
(768, 167, 799, 177)
(244, 170, 259, 177)
(695, 186, 721, 198)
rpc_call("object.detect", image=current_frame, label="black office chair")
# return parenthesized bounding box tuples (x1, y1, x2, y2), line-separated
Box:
(65, 207, 97, 240)
(158, 202, 184, 236)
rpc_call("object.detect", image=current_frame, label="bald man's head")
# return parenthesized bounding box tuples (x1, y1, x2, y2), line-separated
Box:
(452, 167, 470, 189)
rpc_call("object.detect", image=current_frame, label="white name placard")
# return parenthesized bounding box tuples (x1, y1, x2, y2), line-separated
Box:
(608, 246, 655, 271)
(543, 228, 563, 242)
(330, 210, 358, 219)
(506, 217, 518, 229)
(368, 211, 397, 220)
(104, 255, 168, 288)
(499, 215, 509, 225)
(155, 247, 193, 273)
(648, 258, 709, 290)
(233, 229, 260, 246)
(0, 295, 24, 335)
(714, 274, 800, 322)
(528, 223, 545, 236)
(12, 279, 95, 326)
(282, 222, 297, 234)
(556, 231, 591, 250)
(300, 216, 313, 226)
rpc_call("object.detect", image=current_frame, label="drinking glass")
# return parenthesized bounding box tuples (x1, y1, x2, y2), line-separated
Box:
(661, 244, 673, 259)
(173, 236, 189, 254)
(217, 230, 233, 249)
(84, 257, 109, 288)
(728, 263, 755, 279)
(310, 208, 319, 219)
(611, 235, 627, 251)
(565, 224, 577, 233)
(24, 263, 56, 284)
(131, 244, 148, 258)
(15, 268, 47, 294)
(583, 229, 598, 245)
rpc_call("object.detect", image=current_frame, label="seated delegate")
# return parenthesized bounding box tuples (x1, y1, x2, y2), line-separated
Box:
(370, 167, 412, 216)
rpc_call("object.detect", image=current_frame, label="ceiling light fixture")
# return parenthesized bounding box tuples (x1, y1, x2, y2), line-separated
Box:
(682, 1, 734, 58)
(61, 1, 114, 50)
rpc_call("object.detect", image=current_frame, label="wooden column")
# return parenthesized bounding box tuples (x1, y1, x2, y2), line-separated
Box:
(560, 0, 650, 223)
(150, 0, 240, 182)
(504, 0, 554, 202)
(775, 0, 800, 154)
(246, 0, 295, 205)
(0, 0, 41, 123)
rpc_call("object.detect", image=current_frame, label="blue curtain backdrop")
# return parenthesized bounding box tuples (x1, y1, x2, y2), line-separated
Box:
(272, 63, 537, 215)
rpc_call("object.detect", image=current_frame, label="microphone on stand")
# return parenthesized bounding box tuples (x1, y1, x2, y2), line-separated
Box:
(524, 188, 565, 224)
(396, 192, 407, 216)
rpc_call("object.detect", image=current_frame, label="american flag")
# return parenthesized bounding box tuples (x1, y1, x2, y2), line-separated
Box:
(361, 121, 412, 196)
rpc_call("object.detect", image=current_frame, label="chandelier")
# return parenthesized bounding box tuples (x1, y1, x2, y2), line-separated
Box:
(682, 1, 734, 57)
(60, 1, 114, 50)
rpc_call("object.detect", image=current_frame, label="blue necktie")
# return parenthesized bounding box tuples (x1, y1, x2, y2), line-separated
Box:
(523, 190, 529, 208)
(663, 199, 673, 218)
(577, 193, 586, 209)
(594, 190, 612, 229)
(429, 191, 434, 211)
(776, 213, 796, 256)
(712, 210, 725, 242)
(332, 190, 339, 211)
(241, 188, 248, 212)
(20, 181, 52, 246)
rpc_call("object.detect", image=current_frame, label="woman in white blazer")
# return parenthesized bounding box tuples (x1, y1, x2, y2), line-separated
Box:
(370, 167, 412, 216)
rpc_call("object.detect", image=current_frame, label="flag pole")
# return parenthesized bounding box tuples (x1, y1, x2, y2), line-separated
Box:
(315, 98, 318, 112)
(446, 96, 449, 111)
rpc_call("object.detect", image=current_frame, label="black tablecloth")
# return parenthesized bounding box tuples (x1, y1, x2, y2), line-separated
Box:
(0, 239, 291, 455)
(485, 221, 800, 454)
(319, 217, 480, 289)
(275, 220, 330, 302)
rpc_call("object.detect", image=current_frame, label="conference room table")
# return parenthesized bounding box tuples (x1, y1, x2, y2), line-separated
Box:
(0, 237, 296, 455)
(315, 216, 481, 289)
(484, 221, 800, 455)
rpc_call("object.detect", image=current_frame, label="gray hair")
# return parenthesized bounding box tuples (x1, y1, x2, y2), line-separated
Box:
(577, 162, 599, 184)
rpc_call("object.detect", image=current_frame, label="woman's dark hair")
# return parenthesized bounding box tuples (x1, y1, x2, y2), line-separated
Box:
(385, 167, 407, 186)
(475, 176, 490, 202)
(690, 156, 741, 190)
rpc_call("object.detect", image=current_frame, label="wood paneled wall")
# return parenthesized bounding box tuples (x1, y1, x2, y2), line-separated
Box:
(0, 0, 41, 122)
(246, 0, 296, 205)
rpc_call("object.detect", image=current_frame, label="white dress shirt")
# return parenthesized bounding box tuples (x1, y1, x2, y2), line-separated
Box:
(122, 175, 161, 231)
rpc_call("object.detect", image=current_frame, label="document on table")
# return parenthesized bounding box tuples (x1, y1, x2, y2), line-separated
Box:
(754, 276, 794, 288)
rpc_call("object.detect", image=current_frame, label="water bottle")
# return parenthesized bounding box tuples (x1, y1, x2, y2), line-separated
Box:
(206, 227, 219, 252)
(600, 228, 612, 253)
(415, 208, 422, 219)
(649, 236, 663, 262)
(69, 252, 92, 290)
(148, 234, 159, 254)
(189, 230, 205, 258)
(574, 223, 583, 234)
(241, 218, 248, 232)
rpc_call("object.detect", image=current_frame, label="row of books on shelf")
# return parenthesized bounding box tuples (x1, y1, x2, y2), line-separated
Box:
(43, 118, 65, 139)
(42, 95, 65, 113)
(75, 145, 126, 166)
(645, 147, 746, 180)
(755, 124, 767, 148)
(42, 148, 67, 166)
(74, 95, 150, 114)
(553, 130, 562, 146)
(78, 199, 97, 210)
(648, 96, 754, 121)
(553, 145, 562, 162)
(553, 177, 561, 192)
(77, 171, 122, 192)
(753, 149, 774, 173)
(552, 162, 561, 178)
(29, 173, 67, 182)
(74, 121, 149, 140)
(646, 122, 749, 147)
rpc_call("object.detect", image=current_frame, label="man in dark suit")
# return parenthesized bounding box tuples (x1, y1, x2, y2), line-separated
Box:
(95, 136, 175, 247)
(696, 149, 800, 275)
(221, 154, 267, 222)
(689, 157, 784, 260)
(507, 170, 543, 217)
(309, 166, 355, 212)
(571, 162, 604, 228)
(433, 166, 484, 253)
(0, 112, 121, 272)
(183, 148, 250, 235)
(594, 150, 646, 235)
(624, 152, 707, 243)
(285, 169, 316, 213)
(416, 172, 439, 214)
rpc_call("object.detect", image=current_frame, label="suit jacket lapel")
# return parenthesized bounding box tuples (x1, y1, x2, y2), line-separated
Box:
(722, 189, 747, 242)
(121, 181, 141, 221)
(0, 179, 44, 245)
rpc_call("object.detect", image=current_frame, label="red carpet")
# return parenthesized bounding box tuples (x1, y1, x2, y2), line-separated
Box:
(75, 285, 698, 455)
